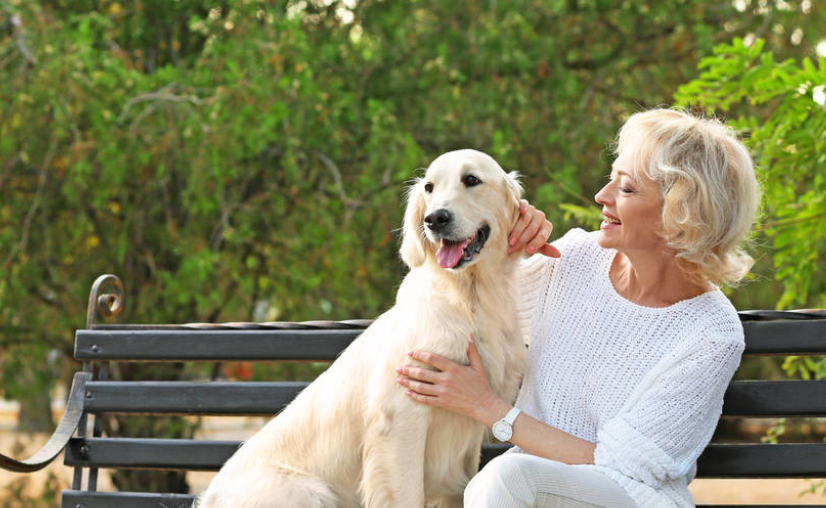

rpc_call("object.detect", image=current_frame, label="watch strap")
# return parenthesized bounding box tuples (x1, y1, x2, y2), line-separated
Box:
(503, 406, 521, 426)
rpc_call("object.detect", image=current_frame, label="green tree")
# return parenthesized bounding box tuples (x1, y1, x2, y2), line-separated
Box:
(676, 37, 826, 310)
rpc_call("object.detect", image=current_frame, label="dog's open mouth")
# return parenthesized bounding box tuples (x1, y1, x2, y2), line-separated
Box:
(435, 225, 490, 269)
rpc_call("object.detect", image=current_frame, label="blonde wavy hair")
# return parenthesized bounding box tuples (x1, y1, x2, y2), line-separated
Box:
(615, 108, 761, 286)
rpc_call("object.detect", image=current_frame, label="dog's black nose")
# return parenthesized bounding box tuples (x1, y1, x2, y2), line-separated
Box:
(424, 209, 452, 232)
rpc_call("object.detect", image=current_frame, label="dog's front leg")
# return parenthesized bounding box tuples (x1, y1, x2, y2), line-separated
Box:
(360, 405, 428, 508)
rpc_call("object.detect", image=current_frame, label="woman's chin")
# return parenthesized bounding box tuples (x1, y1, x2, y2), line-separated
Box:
(596, 230, 615, 249)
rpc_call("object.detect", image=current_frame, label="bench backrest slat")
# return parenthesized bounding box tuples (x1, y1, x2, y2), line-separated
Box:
(83, 381, 308, 415)
(74, 319, 826, 362)
(80, 380, 826, 418)
(74, 329, 359, 362)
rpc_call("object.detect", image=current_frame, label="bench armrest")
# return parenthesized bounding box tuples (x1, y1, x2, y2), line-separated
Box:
(0, 371, 92, 473)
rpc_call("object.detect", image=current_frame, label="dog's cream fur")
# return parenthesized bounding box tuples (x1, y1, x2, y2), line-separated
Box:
(197, 149, 526, 508)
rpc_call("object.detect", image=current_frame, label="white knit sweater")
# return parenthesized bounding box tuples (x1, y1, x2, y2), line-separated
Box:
(511, 228, 745, 508)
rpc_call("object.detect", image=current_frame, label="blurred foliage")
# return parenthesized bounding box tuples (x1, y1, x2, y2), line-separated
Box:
(676, 37, 826, 309)
(0, 0, 824, 494)
(0, 471, 62, 508)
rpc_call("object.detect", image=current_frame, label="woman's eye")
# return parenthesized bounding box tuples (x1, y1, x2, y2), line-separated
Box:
(462, 174, 482, 187)
(424, 182, 434, 193)
(620, 186, 634, 194)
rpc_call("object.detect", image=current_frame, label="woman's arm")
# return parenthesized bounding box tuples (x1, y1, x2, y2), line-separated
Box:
(397, 337, 595, 465)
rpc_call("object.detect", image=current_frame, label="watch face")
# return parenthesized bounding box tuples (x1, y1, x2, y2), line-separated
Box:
(492, 421, 512, 441)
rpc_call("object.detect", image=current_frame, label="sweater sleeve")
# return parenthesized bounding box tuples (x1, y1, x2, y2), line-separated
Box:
(516, 228, 589, 345)
(593, 330, 744, 487)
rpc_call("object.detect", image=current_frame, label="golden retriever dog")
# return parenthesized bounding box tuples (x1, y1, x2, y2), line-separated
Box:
(197, 149, 527, 508)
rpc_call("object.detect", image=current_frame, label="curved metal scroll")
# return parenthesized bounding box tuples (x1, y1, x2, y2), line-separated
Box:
(0, 371, 92, 473)
(86, 274, 124, 329)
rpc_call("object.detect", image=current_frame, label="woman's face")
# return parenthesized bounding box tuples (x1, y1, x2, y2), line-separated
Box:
(594, 148, 665, 254)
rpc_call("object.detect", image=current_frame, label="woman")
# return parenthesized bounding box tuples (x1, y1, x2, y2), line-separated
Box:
(396, 108, 760, 508)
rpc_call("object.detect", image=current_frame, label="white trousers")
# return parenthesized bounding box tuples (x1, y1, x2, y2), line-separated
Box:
(464, 453, 638, 508)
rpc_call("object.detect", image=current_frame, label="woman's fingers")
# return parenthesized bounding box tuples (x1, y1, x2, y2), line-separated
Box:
(538, 243, 562, 258)
(526, 221, 555, 255)
(508, 215, 532, 252)
(401, 337, 497, 420)
(514, 217, 542, 253)
(408, 350, 453, 372)
(396, 365, 440, 383)
(508, 201, 553, 254)
(467, 334, 484, 371)
(397, 376, 441, 396)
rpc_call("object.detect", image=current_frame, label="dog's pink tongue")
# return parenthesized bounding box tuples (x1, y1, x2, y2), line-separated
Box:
(436, 239, 470, 268)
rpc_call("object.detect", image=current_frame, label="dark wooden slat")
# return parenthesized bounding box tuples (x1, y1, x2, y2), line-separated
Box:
(83, 381, 308, 415)
(60, 491, 826, 508)
(74, 320, 826, 362)
(79, 380, 826, 417)
(65, 438, 239, 471)
(62, 491, 195, 508)
(741, 319, 826, 355)
(74, 329, 359, 361)
(722, 380, 826, 417)
(65, 438, 826, 478)
(697, 443, 826, 477)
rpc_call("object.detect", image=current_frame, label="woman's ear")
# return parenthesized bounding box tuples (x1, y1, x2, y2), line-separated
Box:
(504, 171, 524, 226)
(399, 179, 428, 268)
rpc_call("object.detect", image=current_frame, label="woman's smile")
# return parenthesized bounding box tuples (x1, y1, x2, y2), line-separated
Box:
(600, 211, 621, 229)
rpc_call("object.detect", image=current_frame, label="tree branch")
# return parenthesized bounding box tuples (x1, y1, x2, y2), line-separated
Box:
(117, 83, 202, 124)
(315, 151, 363, 209)
(3, 139, 57, 269)
(9, 13, 36, 67)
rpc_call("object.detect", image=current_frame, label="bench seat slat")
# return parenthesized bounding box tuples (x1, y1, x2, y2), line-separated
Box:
(74, 319, 826, 362)
(81, 380, 826, 417)
(62, 491, 195, 508)
(65, 438, 826, 478)
(60, 491, 826, 508)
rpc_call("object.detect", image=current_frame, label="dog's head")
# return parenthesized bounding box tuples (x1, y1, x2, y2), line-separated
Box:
(400, 149, 523, 270)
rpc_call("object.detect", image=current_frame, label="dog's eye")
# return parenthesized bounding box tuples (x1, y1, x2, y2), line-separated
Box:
(424, 182, 434, 193)
(462, 175, 482, 187)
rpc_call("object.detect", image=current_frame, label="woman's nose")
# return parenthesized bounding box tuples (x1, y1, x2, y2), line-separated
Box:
(595, 183, 611, 205)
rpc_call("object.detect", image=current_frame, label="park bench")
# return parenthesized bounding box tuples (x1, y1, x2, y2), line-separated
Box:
(2, 274, 826, 508)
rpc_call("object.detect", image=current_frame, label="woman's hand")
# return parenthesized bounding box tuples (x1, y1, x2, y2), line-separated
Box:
(397, 335, 508, 426)
(509, 199, 560, 258)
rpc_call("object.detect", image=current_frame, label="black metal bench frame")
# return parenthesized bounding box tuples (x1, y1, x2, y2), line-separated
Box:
(2, 274, 826, 508)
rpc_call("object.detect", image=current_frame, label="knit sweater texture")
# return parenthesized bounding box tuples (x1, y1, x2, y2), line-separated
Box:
(511, 228, 745, 508)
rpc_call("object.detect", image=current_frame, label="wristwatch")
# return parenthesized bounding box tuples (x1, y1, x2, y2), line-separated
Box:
(492, 406, 521, 442)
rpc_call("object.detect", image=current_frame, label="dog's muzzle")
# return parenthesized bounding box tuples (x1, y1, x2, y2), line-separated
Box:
(435, 224, 490, 269)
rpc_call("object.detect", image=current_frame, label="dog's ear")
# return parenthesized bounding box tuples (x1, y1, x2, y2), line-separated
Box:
(504, 171, 524, 224)
(399, 179, 428, 268)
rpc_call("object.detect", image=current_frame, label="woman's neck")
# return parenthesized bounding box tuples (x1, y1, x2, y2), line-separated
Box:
(611, 249, 712, 308)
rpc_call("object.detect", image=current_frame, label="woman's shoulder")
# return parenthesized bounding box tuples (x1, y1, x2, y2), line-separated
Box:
(678, 289, 745, 351)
